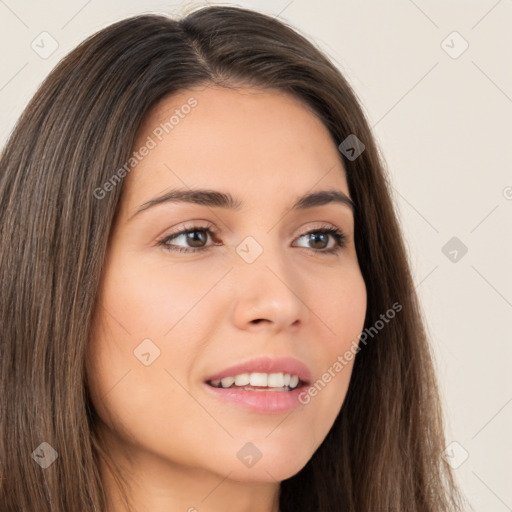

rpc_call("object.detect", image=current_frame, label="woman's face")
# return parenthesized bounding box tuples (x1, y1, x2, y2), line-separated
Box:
(87, 85, 367, 486)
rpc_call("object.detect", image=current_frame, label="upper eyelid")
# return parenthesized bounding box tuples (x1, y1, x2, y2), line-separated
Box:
(161, 222, 217, 240)
(162, 222, 344, 237)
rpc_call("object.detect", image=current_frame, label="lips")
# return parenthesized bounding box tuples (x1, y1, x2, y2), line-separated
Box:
(204, 356, 312, 386)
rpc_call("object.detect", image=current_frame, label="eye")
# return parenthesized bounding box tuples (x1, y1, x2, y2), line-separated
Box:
(157, 224, 219, 253)
(293, 226, 347, 255)
(156, 223, 347, 255)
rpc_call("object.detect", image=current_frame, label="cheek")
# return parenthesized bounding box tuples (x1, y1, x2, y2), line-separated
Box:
(85, 254, 224, 444)
(311, 263, 367, 349)
(85, 297, 204, 465)
(89, 264, 229, 424)
(99, 254, 216, 336)
(299, 267, 366, 419)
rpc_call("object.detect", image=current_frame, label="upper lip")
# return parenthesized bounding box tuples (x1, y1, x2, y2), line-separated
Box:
(204, 356, 312, 385)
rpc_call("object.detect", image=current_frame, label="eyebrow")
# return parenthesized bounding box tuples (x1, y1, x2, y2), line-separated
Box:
(129, 188, 355, 220)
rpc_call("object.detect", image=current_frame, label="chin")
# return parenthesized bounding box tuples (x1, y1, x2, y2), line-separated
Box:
(215, 448, 312, 483)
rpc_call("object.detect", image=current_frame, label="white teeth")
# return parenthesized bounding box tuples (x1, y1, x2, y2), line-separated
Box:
(210, 372, 301, 390)
(289, 375, 299, 388)
(267, 373, 285, 387)
(234, 373, 250, 386)
(220, 376, 235, 388)
(249, 372, 268, 387)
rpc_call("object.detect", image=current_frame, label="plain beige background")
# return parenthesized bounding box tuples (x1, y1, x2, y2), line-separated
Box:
(1, 1, 511, 510)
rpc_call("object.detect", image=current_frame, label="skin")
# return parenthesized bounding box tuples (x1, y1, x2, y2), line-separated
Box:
(86, 85, 367, 512)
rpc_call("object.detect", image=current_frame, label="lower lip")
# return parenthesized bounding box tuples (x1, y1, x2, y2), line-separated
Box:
(203, 383, 307, 414)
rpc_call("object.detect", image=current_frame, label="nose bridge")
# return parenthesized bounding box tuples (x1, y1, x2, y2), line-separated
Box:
(232, 205, 285, 266)
(230, 230, 307, 329)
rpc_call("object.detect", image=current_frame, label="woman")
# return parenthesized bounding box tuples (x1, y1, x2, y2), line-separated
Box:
(0, 5, 466, 511)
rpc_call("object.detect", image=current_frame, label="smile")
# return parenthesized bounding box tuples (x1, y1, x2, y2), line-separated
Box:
(207, 372, 301, 391)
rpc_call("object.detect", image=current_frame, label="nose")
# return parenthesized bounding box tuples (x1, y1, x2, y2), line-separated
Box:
(230, 248, 308, 333)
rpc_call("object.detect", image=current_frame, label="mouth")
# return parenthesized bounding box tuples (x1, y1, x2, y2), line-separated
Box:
(206, 371, 307, 392)
(202, 356, 311, 413)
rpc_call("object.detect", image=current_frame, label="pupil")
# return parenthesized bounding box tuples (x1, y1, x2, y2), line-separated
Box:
(309, 232, 327, 249)
(187, 230, 207, 247)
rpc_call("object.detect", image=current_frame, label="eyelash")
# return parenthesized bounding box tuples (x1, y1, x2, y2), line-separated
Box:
(156, 223, 347, 255)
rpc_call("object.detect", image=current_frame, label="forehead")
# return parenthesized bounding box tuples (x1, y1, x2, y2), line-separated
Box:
(123, 85, 349, 211)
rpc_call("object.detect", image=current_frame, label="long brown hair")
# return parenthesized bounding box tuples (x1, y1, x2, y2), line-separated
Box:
(0, 6, 466, 511)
